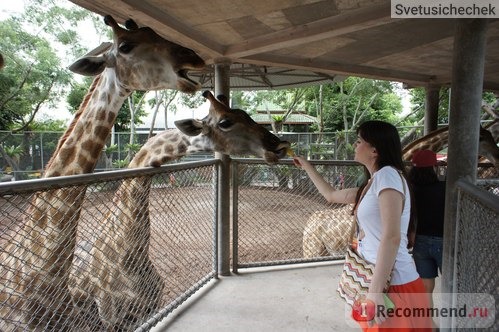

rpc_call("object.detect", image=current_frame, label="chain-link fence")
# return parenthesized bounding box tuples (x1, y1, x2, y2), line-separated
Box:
(1, 128, 425, 181)
(232, 159, 364, 269)
(454, 180, 498, 331)
(1, 155, 497, 331)
(3, 126, 498, 183)
(0, 160, 219, 331)
(0, 131, 163, 180)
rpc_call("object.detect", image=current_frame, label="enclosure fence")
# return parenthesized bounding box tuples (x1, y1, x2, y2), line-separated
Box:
(1, 126, 428, 181)
(0, 160, 219, 331)
(0, 158, 497, 331)
(453, 180, 498, 331)
(231, 159, 363, 270)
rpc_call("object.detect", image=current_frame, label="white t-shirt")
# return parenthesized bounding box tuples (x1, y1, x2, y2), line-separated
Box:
(356, 166, 419, 285)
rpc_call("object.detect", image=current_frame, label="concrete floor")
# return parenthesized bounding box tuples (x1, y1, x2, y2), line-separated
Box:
(151, 261, 362, 332)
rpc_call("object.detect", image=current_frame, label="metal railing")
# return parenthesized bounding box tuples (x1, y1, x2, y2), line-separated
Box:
(0, 160, 219, 331)
(231, 158, 364, 270)
(453, 179, 498, 331)
(1, 156, 497, 331)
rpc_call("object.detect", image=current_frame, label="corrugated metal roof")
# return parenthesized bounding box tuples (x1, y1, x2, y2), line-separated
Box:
(251, 113, 318, 124)
(191, 63, 343, 90)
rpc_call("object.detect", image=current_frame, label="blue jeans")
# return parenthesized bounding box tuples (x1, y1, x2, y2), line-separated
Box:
(413, 235, 443, 279)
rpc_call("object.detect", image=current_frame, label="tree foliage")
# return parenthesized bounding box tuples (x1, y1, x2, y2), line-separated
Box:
(0, 18, 71, 130)
(0, 0, 100, 131)
(243, 77, 402, 135)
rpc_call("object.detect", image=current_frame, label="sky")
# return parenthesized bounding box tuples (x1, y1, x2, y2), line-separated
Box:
(0, 1, 23, 20)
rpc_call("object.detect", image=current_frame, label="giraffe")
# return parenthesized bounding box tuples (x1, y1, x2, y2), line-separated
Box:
(0, 15, 205, 331)
(401, 122, 499, 167)
(68, 90, 291, 330)
(302, 122, 499, 259)
(302, 205, 355, 258)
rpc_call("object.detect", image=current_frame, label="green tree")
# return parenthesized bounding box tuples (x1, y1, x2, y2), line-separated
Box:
(0, 0, 100, 177)
(315, 78, 400, 133)
(244, 78, 401, 159)
(0, 0, 100, 131)
(0, 19, 71, 131)
(148, 90, 178, 138)
(252, 88, 308, 133)
(66, 76, 94, 113)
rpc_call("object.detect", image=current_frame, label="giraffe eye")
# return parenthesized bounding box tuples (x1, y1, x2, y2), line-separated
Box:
(118, 42, 135, 54)
(218, 119, 233, 130)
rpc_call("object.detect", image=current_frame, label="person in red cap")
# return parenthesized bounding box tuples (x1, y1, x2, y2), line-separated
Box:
(408, 149, 446, 321)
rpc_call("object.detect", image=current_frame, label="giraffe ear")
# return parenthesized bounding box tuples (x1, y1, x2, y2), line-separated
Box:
(68, 55, 106, 76)
(174, 119, 203, 136)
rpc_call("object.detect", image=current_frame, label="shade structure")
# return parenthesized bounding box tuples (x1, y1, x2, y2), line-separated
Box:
(191, 62, 344, 90)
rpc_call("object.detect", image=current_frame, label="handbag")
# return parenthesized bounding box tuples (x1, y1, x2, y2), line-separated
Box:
(336, 171, 406, 306)
(337, 246, 391, 306)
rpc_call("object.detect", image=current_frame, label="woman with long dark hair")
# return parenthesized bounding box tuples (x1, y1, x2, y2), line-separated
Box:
(293, 120, 431, 331)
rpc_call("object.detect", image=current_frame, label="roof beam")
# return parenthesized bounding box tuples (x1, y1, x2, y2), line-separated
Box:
(224, 2, 392, 58)
(120, 0, 225, 59)
(243, 54, 436, 86)
(70, 0, 226, 59)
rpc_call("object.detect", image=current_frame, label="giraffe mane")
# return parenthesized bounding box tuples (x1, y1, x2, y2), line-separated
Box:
(44, 75, 102, 172)
(402, 126, 449, 160)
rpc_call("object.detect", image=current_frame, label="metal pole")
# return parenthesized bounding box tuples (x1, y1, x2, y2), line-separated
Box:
(214, 58, 232, 276)
(424, 85, 440, 135)
(442, 19, 487, 328)
(40, 132, 44, 172)
(231, 160, 239, 273)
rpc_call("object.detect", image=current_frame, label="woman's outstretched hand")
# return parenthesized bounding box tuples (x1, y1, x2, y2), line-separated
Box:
(292, 156, 306, 168)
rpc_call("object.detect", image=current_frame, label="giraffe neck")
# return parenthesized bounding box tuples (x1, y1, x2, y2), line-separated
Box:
(402, 126, 449, 160)
(129, 129, 215, 168)
(95, 130, 215, 274)
(0, 70, 132, 329)
(44, 70, 130, 177)
(33, 69, 130, 279)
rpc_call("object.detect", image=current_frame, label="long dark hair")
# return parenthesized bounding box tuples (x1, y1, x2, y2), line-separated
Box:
(353, 120, 416, 246)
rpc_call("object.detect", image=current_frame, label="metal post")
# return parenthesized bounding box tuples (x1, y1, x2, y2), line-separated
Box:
(424, 85, 440, 135)
(40, 133, 44, 172)
(214, 58, 232, 276)
(231, 160, 239, 273)
(442, 19, 487, 327)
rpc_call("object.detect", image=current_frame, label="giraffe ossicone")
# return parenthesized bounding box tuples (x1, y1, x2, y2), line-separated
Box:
(175, 90, 290, 162)
(68, 15, 205, 93)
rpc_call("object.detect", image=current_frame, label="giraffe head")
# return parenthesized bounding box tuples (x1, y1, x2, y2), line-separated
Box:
(68, 15, 205, 93)
(175, 91, 291, 164)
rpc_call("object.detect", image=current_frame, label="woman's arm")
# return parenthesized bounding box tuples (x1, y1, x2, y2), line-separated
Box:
(368, 188, 403, 325)
(293, 156, 358, 204)
(370, 188, 402, 292)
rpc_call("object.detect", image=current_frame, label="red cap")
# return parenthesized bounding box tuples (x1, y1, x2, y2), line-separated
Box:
(412, 149, 437, 167)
